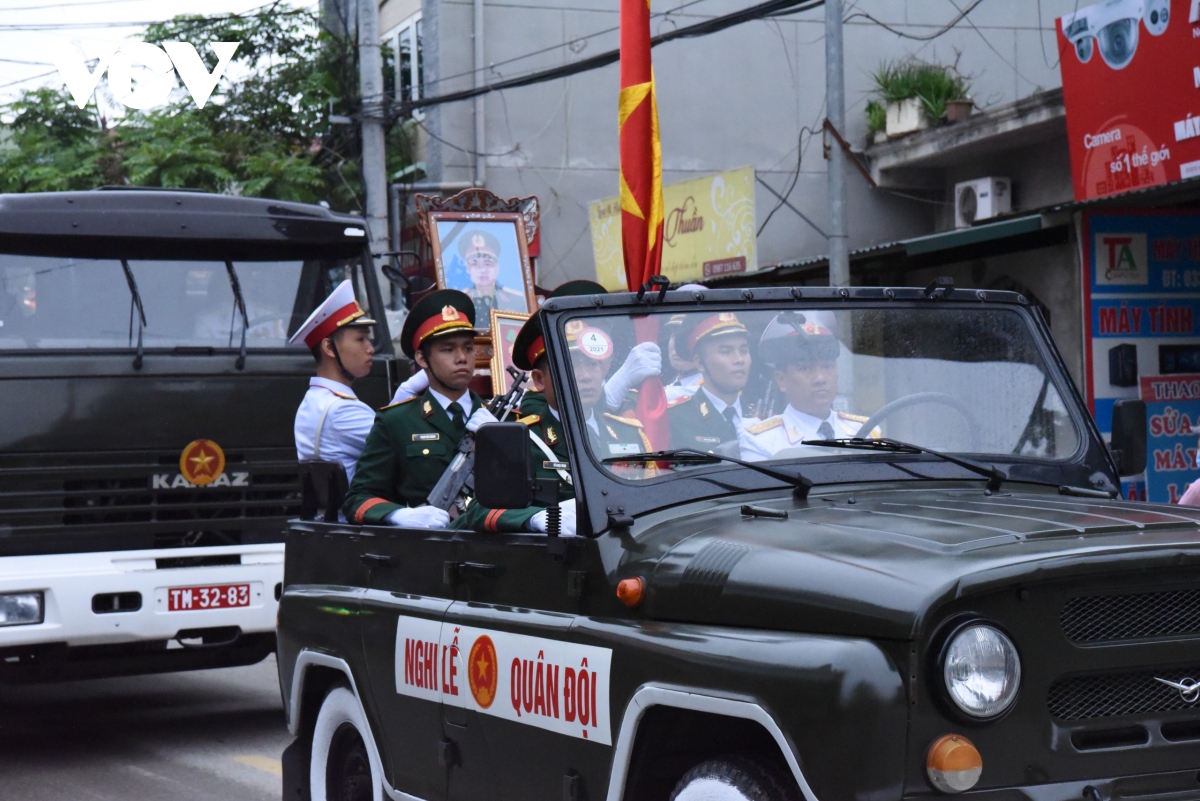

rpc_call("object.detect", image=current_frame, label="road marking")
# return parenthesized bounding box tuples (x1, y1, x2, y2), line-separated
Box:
(234, 755, 282, 776)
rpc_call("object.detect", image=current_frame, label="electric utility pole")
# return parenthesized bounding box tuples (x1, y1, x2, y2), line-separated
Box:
(825, 0, 850, 286)
(359, 0, 389, 285)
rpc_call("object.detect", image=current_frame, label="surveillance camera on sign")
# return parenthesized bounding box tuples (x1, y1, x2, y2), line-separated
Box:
(1062, 0, 1169, 71)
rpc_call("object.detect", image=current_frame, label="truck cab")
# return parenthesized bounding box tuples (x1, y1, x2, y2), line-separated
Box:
(0, 188, 396, 681)
(278, 285, 1200, 801)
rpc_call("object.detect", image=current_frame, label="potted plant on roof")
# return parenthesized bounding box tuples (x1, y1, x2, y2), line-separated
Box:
(869, 59, 972, 139)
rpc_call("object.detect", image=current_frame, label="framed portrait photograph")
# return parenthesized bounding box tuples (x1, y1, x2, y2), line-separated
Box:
(489, 309, 530, 396)
(428, 212, 537, 329)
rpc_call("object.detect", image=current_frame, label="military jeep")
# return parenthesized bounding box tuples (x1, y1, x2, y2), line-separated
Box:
(277, 285, 1200, 801)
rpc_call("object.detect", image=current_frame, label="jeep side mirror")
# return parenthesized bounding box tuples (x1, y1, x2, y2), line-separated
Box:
(475, 423, 534, 509)
(1110, 399, 1147, 477)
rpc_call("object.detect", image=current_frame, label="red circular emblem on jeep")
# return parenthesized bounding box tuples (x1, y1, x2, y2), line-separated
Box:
(467, 635, 498, 709)
(179, 439, 225, 486)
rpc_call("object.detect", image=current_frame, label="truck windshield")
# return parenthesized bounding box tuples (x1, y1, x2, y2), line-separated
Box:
(561, 305, 1082, 482)
(0, 254, 370, 350)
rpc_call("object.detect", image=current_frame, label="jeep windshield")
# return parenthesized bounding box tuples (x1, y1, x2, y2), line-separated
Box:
(557, 302, 1084, 484)
(0, 253, 372, 350)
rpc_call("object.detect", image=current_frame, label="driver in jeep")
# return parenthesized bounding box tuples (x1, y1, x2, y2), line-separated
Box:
(739, 310, 872, 461)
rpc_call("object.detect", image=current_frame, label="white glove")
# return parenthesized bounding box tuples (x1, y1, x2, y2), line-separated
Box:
(528, 499, 577, 537)
(465, 406, 499, 433)
(604, 342, 661, 409)
(385, 505, 450, 529)
(390, 370, 429, 404)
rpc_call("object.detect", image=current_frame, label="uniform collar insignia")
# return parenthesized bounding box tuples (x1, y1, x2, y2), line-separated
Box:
(422, 399, 434, 418)
(700, 401, 709, 417)
(606, 425, 619, 440)
(546, 426, 558, 444)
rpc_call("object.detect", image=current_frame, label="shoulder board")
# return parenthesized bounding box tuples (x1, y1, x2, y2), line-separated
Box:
(329, 390, 355, 400)
(744, 417, 784, 435)
(836, 411, 870, 422)
(379, 396, 419, 411)
(667, 395, 690, 408)
(603, 413, 644, 428)
(518, 414, 541, 426)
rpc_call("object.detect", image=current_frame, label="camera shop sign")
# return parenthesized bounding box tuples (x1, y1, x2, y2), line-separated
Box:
(51, 41, 240, 110)
(1057, 0, 1200, 200)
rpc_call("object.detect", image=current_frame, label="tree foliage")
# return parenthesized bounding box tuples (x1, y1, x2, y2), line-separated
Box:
(0, 3, 413, 209)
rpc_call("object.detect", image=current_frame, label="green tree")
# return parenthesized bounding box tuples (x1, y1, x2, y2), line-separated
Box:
(0, 3, 413, 208)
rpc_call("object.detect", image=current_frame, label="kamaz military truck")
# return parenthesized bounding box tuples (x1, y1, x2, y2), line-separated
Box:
(277, 284, 1200, 801)
(0, 188, 397, 681)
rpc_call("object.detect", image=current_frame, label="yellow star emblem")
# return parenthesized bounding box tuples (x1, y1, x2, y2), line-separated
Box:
(189, 450, 215, 474)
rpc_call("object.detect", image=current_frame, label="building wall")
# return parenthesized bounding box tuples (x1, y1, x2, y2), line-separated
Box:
(411, 0, 1082, 286)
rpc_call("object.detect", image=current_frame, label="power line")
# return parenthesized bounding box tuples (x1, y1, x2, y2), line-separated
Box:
(842, 0, 985, 41)
(424, 0, 718, 91)
(2, 0, 170, 12)
(396, 0, 825, 117)
(0, 70, 57, 91)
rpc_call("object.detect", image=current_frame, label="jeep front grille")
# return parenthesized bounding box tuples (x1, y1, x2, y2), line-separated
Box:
(1061, 589, 1200, 643)
(1047, 665, 1200, 720)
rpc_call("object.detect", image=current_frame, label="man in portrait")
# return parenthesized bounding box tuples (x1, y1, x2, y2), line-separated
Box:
(457, 228, 527, 316)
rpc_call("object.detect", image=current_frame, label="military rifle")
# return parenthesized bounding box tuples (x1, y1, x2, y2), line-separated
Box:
(426, 366, 530, 514)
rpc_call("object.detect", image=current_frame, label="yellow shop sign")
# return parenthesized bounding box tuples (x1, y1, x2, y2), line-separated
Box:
(589, 166, 757, 289)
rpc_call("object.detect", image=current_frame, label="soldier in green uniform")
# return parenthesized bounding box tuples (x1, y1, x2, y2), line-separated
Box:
(342, 290, 495, 527)
(667, 312, 751, 454)
(450, 280, 606, 534)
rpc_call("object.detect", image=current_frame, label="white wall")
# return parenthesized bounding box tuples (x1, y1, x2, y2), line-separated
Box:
(418, 0, 1083, 285)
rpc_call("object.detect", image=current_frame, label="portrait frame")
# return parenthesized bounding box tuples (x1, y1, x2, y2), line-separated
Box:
(427, 211, 537, 329)
(489, 309, 531, 396)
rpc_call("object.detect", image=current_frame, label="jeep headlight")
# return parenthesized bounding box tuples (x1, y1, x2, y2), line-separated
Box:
(942, 624, 1020, 719)
(0, 592, 44, 627)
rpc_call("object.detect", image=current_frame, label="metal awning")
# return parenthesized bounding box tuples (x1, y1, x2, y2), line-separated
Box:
(712, 214, 1054, 285)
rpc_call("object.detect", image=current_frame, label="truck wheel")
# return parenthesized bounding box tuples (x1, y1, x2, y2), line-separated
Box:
(310, 685, 383, 801)
(670, 757, 797, 801)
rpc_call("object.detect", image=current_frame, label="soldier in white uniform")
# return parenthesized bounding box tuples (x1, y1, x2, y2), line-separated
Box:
(739, 310, 874, 462)
(290, 280, 379, 483)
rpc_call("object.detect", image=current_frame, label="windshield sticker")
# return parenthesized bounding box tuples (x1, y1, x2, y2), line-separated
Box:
(394, 617, 613, 745)
(576, 328, 613, 360)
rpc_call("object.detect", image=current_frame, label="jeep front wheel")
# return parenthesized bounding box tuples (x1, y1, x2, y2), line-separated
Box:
(670, 757, 798, 801)
(310, 685, 382, 801)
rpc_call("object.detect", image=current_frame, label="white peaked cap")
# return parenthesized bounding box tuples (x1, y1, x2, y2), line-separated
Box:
(287, 279, 376, 349)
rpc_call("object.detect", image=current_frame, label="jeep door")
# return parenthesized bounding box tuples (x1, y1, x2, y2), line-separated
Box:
(439, 533, 615, 801)
(356, 528, 458, 801)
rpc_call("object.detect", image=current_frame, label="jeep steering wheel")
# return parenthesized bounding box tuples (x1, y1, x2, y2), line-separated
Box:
(856, 391, 980, 451)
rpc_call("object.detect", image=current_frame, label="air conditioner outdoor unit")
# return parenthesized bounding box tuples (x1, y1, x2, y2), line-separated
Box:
(954, 177, 1011, 228)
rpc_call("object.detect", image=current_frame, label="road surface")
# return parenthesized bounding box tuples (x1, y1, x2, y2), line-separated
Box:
(0, 655, 289, 800)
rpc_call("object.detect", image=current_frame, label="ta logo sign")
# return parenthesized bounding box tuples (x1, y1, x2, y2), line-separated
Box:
(50, 41, 240, 110)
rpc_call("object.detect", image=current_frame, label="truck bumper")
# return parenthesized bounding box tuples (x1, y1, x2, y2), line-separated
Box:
(927, 768, 1200, 801)
(0, 543, 283, 649)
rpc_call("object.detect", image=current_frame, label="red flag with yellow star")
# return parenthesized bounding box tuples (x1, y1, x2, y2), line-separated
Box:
(619, 0, 663, 289)
(619, 0, 668, 448)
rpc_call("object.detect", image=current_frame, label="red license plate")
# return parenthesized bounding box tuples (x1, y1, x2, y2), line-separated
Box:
(167, 583, 250, 611)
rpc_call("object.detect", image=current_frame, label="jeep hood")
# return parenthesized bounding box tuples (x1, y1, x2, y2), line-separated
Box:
(618, 486, 1200, 640)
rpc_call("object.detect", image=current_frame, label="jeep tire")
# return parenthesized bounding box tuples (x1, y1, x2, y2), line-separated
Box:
(310, 685, 383, 801)
(670, 756, 798, 801)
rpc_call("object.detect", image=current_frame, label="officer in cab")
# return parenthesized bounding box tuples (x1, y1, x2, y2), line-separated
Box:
(667, 311, 751, 454)
(290, 279, 378, 484)
(739, 310, 873, 461)
(449, 280, 605, 535)
(342, 290, 497, 528)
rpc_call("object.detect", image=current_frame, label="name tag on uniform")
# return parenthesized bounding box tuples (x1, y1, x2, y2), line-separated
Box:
(412, 433, 440, 441)
(543, 461, 569, 470)
(608, 443, 641, 455)
(694, 436, 722, 444)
